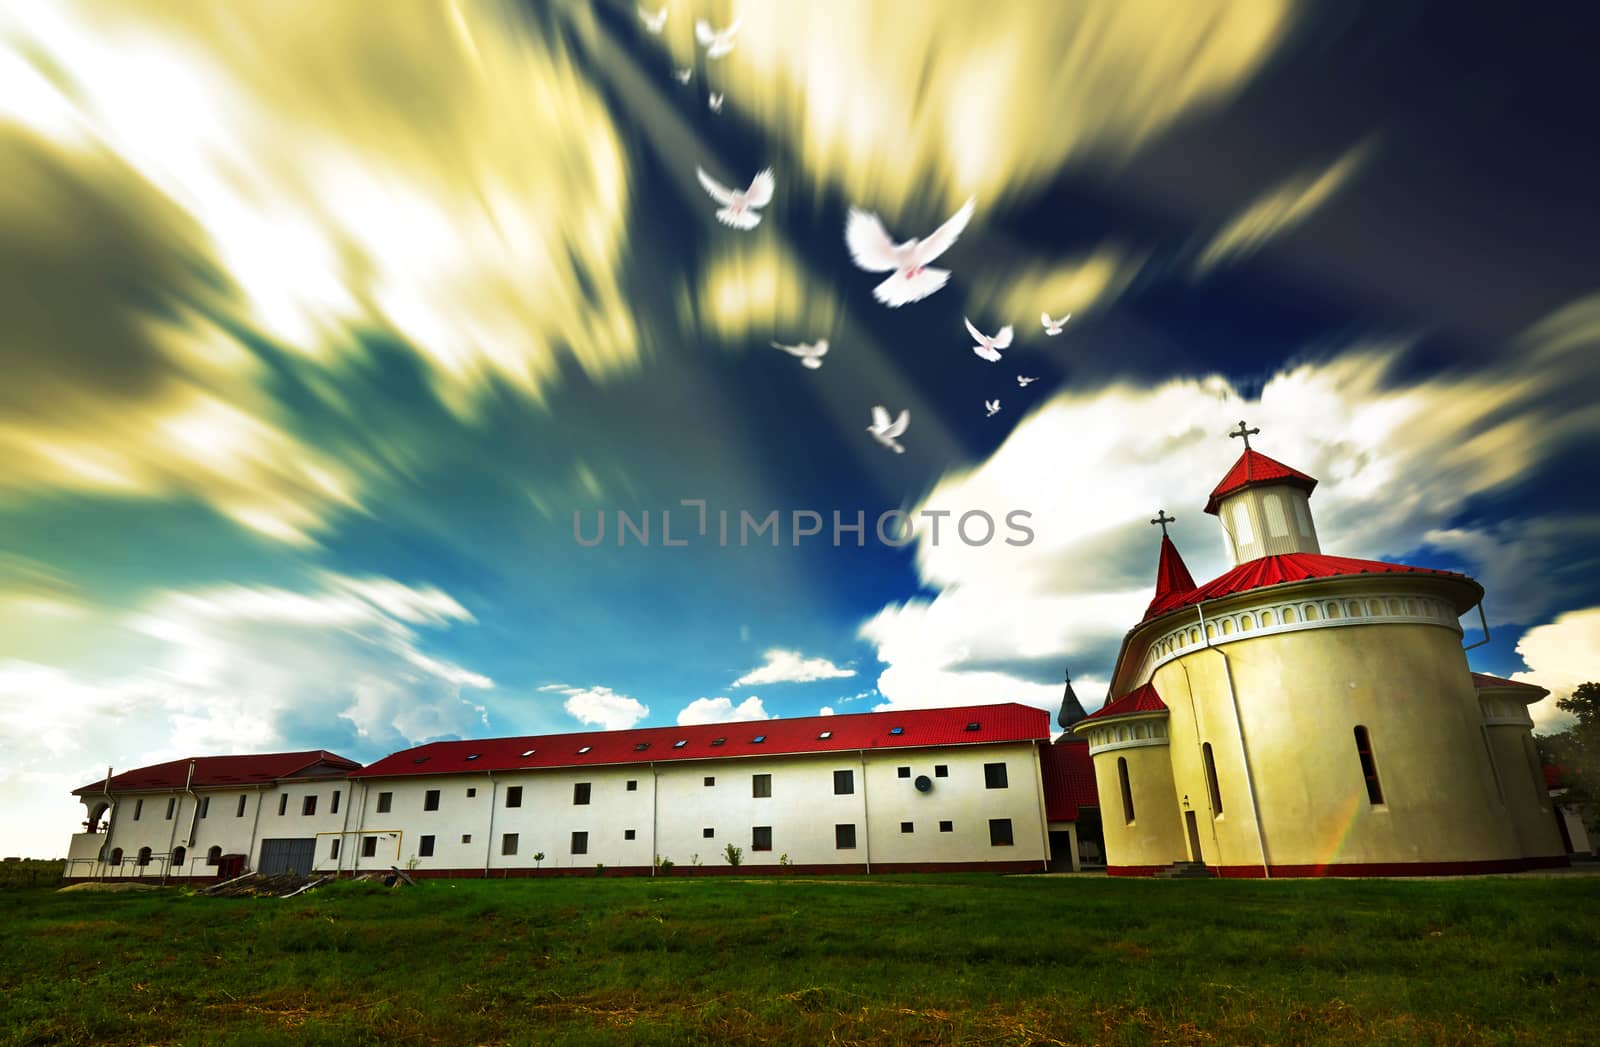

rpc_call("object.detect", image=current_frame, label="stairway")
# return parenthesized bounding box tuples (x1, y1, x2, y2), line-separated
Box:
(1154, 861, 1215, 879)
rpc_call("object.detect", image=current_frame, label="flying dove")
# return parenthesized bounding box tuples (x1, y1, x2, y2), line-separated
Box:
(867, 405, 910, 454)
(696, 166, 774, 230)
(964, 317, 1013, 363)
(844, 198, 975, 307)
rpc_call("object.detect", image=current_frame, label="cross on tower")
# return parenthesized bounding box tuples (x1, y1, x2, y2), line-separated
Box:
(1150, 510, 1175, 537)
(1230, 420, 1260, 449)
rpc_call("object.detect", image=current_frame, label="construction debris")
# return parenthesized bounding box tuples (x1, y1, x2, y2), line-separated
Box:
(198, 872, 331, 898)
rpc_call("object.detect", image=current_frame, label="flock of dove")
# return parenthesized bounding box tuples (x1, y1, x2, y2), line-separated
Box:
(641, 4, 1071, 455)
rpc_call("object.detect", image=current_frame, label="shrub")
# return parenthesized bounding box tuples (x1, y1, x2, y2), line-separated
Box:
(654, 854, 674, 875)
(723, 843, 743, 868)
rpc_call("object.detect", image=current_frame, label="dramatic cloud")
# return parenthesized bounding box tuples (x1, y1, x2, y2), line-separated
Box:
(731, 649, 857, 688)
(677, 696, 771, 726)
(1513, 607, 1600, 731)
(542, 684, 650, 732)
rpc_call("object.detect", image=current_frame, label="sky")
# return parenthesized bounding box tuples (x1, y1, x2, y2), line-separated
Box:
(2, 0, 1598, 858)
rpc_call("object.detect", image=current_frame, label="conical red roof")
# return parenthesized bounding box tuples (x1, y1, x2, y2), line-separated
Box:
(1144, 535, 1197, 619)
(1204, 449, 1317, 515)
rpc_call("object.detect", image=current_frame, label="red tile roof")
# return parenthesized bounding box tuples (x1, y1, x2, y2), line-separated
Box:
(1471, 672, 1548, 697)
(1143, 552, 1477, 622)
(354, 703, 1050, 779)
(1039, 741, 1098, 821)
(1145, 536, 1198, 619)
(1204, 449, 1317, 515)
(1543, 763, 1569, 791)
(1081, 683, 1167, 723)
(74, 751, 360, 795)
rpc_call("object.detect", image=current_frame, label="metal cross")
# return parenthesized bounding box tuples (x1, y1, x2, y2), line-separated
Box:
(1230, 420, 1260, 449)
(1150, 510, 1175, 536)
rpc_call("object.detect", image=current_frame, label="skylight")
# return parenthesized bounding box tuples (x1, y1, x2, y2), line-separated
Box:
(465, 754, 481, 761)
(634, 742, 650, 752)
(673, 739, 688, 749)
(521, 749, 536, 758)
(965, 722, 981, 732)
(711, 737, 726, 746)
(413, 756, 430, 764)
(818, 731, 832, 740)
(577, 746, 592, 754)
(889, 727, 904, 735)
(751, 735, 766, 744)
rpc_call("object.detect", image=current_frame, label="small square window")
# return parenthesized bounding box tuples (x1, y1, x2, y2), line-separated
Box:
(704, 776, 715, 787)
(627, 780, 638, 791)
(634, 742, 650, 752)
(502, 832, 519, 856)
(752, 826, 772, 851)
(673, 739, 688, 749)
(889, 726, 904, 735)
(934, 765, 948, 778)
(361, 836, 378, 858)
(939, 820, 953, 833)
(835, 823, 856, 849)
(571, 831, 588, 855)
(506, 785, 523, 808)
(818, 730, 832, 739)
(377, 791, 393, 814)
(574, 782, 591, 805)
(302, 795, 318, 816)
(897, 767, 911, 779)
(711, 737, 726, 747)
(984, 762, 1009, 789)
(466, 787, 476, 798)
(752, 773, 772, 798)
(900, 821, 914, 834)
(423, 789, 440, 812)
(625, 828, 636, 840)
(277, 794, 288, 816)
(461, 834, 472, 844)
(989, 818, 1014, 847)
(833, 769, 854, 795)
(419, 835, 435, 857)
(703, 827, 715, 839)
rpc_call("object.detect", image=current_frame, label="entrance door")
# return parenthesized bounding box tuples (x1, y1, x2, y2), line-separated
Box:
(1184, 811, 1204, 863)
(258, 838, 316, 875)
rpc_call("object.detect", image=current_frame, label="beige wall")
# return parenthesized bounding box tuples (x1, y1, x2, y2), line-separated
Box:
(1483, 723, 1566, 860)
(1091, 732, 1185, 868)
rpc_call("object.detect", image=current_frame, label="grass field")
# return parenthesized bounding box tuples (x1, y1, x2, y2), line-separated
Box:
(2, 871, 1596, 1045)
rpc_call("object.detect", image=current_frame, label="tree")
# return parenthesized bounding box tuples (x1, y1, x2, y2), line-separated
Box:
(1540, 681, 1600, 841)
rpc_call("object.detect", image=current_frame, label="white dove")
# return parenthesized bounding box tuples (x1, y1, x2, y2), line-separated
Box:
(867, 405, 910, 454)
(673, 67, 692, 84)
(964, 317, 1013, 362)
(696, 166, 774, 229)
(772, 339, 828, 369)
(695, 17, 740, 58)
(708, 92, 724, 113)
(845, 198, 975, 307)
(638, 5, 668, 33)
(984, 399, 1001, 418)
(1041, 311, 1071, 335)
(1017, 375, 1038, 387)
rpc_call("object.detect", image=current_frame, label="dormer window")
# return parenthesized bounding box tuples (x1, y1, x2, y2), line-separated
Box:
(818, 731, 832, 740)
(750, 735, 766, 744)
(520, 749, 536, 758)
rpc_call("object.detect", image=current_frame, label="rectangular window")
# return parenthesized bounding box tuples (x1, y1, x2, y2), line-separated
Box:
(900, 821, 914, 834)
(571, 831, 588, 855)
(989, 818, 1014, 847)
(166, 797, 176, 820)
(835, 824, 856, 849)
(626, 780, 638, 792)
(934, 765, 948, 778)
(506, 785, 523, 808)
(897, 767, 911, 779)
(423, 789, 440, 812)
(377, 791, 393, 814)
(200, 796, 210, 819)
(466, 787, 476, 798)
(1354, 726, 1384, 805)
(461, 834, 472, 844)
(939, 820, 953, 833)
(751, 826, 772, 852)
(704, 776, 715, 787)
(502, 833, 519, 856)
(833, 769, 854, 795)
(1202, 742, 1224, 816)
(331, 790, 341, 814)
(703, 827, 715, 839)
(278, 794, 288, 816)
(302, 795, 317, 816)
(134, 799, 142, 820)
(624, 828, 636, 840)
(1118, 757, 1135, 824)
(361, 836, 378, 858)
(236, 795, 246, 818)
(752, 773, 772, 798)
(330, 838, 341, 859)
(984, 762, 1009, 789)
(419, 835, 435, 857)
(574, 782, 591, 805)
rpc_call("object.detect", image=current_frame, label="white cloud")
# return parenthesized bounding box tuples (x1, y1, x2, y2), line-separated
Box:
(819, 706, 835, 716)
(1512, 607, 1600, 731)
(544, 684, 649, 731)
(731, 648, 856, 688)
(677, 696, 771, 726)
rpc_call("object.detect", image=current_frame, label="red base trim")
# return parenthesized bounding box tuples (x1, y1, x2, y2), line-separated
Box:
(1111, 855, 1571, 878)
(402, 859, 1043, 879)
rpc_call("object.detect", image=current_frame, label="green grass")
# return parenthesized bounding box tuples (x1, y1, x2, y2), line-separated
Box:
(0, 860, 62, 891)
(2, 874, 1596, 1045)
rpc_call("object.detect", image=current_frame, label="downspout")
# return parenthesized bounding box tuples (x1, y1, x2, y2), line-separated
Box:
(185, 762, 202, 855)
(1177, 661, 1222, 855)
(858, 751, 871, 875)
(1196, 600, 1271, 879)
(353, 781, 368, 873)
(246, 784, 265, 873)
(649, 761, 658, 877)
(1029, 740, 1050, 872)
(1462, 600, 1491, 651)
(336, 779, 357, 875)
(163, 761, 192, 885)
(484, 772, 497, 878)
(99, 766, 114, 881)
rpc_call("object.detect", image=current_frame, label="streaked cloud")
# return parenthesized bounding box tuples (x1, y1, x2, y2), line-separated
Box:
(677, 696, 771, 725)
(731, 648, 856, 688)
(690, 237, 841, 347)
(967, 244, 1146, 324)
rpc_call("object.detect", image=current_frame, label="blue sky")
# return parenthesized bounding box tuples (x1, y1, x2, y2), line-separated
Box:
(2, 0, 1598, 857)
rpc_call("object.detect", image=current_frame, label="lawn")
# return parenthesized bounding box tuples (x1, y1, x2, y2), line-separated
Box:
(1, 871, 1596, 1045)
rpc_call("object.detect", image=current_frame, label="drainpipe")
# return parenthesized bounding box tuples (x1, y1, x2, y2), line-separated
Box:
(1029, 740, 1050, 872)
(246, 784, 265, 873)
(858, 751, 871, 875)
(1196, 600, 1272, 879)
(163, 762, 193, 885)
(1462, 600, 1491, 651)
(1177, 662, 1222, 857)
(184, 762, 202, 855)
(99, 766, 114, 881)
(649, 761, 658, 877)
(484, 773, 497, 878)
(336, 780, 357, 875)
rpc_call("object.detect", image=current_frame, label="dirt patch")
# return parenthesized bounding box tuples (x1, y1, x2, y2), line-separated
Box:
(57, 882, 160, 893)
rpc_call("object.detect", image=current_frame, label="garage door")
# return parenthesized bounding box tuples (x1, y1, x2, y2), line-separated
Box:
(258, 838, 317, 875)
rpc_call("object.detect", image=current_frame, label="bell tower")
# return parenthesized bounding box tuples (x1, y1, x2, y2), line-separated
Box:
(1205, 421, 1321, 565)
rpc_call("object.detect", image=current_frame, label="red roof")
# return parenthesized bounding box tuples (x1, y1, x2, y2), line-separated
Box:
(1471, 672, 1548, 697)
(1542, 764, 1569, 791)
(1143, 552, 1477, 622)
(1039, 741, 1098, 821)
(74, 751, 360, 795)
(1081, 683, 1167, 723)
(1145, 535, 1198, 619)
(354, 703, 1050, 779)
(1204, 449, 1317, 515)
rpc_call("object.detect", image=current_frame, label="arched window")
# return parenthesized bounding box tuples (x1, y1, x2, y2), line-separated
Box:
(1353, 727, 1384, 805)
(1326, 602, 1341, 619)
(1117, 757, 1135, 824)
(1259, 610, 1275, 627)
(1304, 604, 1320, 621)
(1232, 502, 1254, 547)
(109, 847, 123, 867)
(206, 846, 222, 867)
(171, 846, 186, 868)
(1281, 607, 1296, 624)
(136, 846, 153, 868)
(1202, 742, 1223, 816)
(1263, 493, 1289, 537)
(1292, 496, 1313, 537)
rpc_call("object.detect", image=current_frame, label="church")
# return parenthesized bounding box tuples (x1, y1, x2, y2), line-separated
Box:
(61, 425, 1573, 882)
(1065, 423, 1570, 876)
